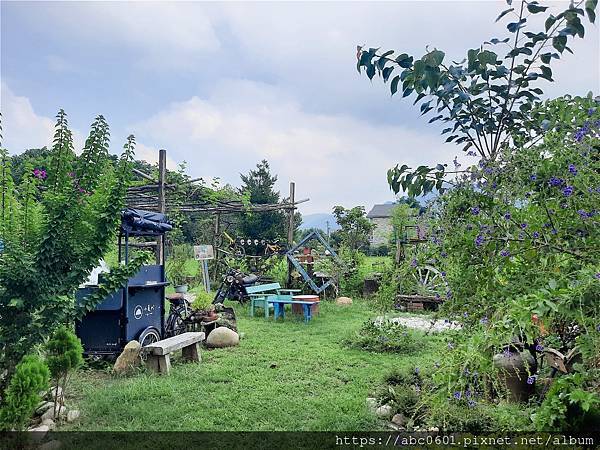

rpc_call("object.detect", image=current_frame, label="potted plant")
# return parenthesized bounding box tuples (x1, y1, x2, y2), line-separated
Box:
(167, 245, 190, 293)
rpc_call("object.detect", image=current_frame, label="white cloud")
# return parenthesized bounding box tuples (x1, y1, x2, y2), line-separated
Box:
(131, 79, 452, 213)
(1, 82, 55, 152)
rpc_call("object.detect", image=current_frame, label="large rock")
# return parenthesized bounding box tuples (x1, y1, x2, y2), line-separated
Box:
(113, 340, 141, 374)
(41, 419, 56, 430)
(66, 410, 80, 423)
(36, 401, 55, 416)
(206, 327, 239, 348)
(41, 405, 66, 422)
(336, 297, 353, 306)
(366, 397, 378, 413)
(375, 404, 393, 419)
(46, 386, 63, 401)
(391, 413, 407, 427)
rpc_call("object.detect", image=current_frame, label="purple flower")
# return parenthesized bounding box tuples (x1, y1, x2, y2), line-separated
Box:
(480, 316, 488, 325)
(500, 249, 510, 257)
(468, 399, 477, 408)
(568, 164, 577, 175)
(411, 258, 418, 268)
(440, 251, 447, 258)
(446, 290, 452, 299)
(414, 367, 420, 375)
(503, 348, 512, 358)
(549, 177, 564, 187)
(463, 312, 468, 318)
(33, 168, 47, 180)
(447, 342, 455, 349)
(465, 389, 472, 398)
(535, 344, 544, 352)
(520, 223, 528, 229)
(563, 186, 574, 197)
(526, 376, 537, 385)
(578, 209, 588, 219)
(474, 234, 485, 247)
(441, 271, 447, 277)
(529, 174, 537, 181)
(504, 212, 511, 220)
(453, 391, 462, 400)
(589, 108, 596, 116)
(532, 231, 540, 239)
(471, 206, 480, 215)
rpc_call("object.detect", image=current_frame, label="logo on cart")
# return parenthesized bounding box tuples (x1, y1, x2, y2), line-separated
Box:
(134, 305, 143, 320)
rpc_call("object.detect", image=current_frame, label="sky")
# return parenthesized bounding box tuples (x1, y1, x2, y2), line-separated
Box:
(1, 1, 599, 215)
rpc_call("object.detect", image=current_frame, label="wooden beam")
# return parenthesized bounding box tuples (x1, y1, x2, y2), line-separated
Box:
(157, 149, 166, 265)
(287, 182, 295, 288)
(132, 168, 157, 183)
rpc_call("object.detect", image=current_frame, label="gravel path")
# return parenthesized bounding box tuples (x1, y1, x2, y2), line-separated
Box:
(375, 315, 462, 332)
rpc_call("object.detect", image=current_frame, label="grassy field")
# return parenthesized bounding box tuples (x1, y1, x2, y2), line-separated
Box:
(64, 299, 440, 431)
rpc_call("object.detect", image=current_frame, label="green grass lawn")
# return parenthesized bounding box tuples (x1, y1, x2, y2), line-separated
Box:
(64, 299, 440, 431)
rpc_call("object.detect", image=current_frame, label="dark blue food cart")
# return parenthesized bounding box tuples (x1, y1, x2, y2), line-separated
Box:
(75, 209, 172, 356)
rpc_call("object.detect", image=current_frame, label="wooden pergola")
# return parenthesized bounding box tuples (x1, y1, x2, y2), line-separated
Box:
(125, 149, 308, 279)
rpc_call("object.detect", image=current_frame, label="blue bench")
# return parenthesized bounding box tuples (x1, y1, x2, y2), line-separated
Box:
(246, 283, 300, 318)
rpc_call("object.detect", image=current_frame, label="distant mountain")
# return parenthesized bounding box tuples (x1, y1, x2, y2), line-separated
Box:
(299, 213, 341, 231)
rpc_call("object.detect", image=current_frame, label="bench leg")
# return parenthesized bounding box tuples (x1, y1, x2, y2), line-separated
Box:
(250, 299, 255, 317)
(264, 301, 269, 319)
(303, 304, 312, 323)
(146, 354, 171, 374)
(182, 343, 200, 363)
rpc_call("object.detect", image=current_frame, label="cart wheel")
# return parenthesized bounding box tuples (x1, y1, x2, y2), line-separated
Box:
(138, 327, 161, 347)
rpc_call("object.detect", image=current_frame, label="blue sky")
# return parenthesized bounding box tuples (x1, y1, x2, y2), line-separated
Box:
(1, 1, 598, 213)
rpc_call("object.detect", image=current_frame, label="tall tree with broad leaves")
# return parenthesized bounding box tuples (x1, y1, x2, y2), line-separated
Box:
(356, 0, 597, 197)
(0, 111, 148, 394)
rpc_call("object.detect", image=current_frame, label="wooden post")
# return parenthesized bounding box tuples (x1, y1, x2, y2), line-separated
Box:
(212, 213, 220, 282)
(286, 182, 295, 287)
(157, 149, 167, 265)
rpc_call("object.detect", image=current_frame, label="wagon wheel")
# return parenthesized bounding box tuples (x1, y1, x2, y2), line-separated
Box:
(411, 265, 445, 297)
(138, 327, 161, 361)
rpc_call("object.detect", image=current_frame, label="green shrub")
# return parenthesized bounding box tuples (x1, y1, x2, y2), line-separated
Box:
(45, 326, 83, 419)
(191, 289, 214, 311)
(0, 355, 50, 430)
(533, 373, 600, 433)
(345, 319, 418, 353)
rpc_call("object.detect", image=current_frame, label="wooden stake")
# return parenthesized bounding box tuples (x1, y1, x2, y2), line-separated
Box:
(157, 149, 166, 265)
(287, 182, 295, 287)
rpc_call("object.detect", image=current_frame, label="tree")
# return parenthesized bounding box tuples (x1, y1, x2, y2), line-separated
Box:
(0, 111, 146, 393)
(357, 0, 598, 197)
(238, 160, 286, 241)
(45, 326, 83, 420)
(331, 206, 375, 251)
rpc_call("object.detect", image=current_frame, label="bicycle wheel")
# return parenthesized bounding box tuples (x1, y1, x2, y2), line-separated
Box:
(165, 307, 187, 337)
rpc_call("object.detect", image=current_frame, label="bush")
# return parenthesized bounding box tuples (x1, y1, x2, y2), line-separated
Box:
(0, 355, 49, 430)
(191, 289, 214, 311)
(533, 373, 600, 433)
(45, 326, 83, 419)
(345, 319, 418, 353)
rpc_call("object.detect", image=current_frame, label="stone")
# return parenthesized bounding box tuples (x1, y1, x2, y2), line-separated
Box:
(336, 296, 353, 306)
(41, 418, 56, 430)
(28, 424, 49, 442)
(205, 327, 239, 348)
(39, 440, 62, 450)
(375, 404, 393, 419)
(66, 410, 80, 423)
(113, 340, 142, 374)
(366, 397, 378, 413)
(36, 401, 55, 416)
(41, 405, 66, 422)
(392, 413, 407, 427)
(46, 386, 63, 401)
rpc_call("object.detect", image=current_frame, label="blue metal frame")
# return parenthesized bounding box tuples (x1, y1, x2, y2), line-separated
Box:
(285, 230, 340, 294)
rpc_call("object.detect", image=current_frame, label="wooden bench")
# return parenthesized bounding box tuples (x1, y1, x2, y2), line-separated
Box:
(143, 332, 204, 375)
(246, 283, 300, 318)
